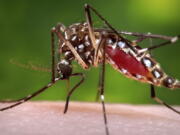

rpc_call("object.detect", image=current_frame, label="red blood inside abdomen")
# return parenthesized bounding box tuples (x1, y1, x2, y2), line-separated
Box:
(106, 45, 149, 76)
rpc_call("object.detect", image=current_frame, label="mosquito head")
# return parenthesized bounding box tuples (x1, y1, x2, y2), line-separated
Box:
(57, 59, 72, 79)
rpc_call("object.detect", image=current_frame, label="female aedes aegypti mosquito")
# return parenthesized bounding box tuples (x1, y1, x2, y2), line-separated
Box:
(1, 4, 180, 135)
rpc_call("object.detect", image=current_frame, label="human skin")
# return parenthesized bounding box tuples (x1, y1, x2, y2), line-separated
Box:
(0, 101, 180, 135)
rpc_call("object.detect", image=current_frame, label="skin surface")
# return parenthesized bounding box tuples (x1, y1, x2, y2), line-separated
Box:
(0, 101, 180, 135)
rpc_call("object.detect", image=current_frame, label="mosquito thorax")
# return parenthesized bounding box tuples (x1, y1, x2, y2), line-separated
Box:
(60, 22, 95, 67)
(57, 59, 72, 79)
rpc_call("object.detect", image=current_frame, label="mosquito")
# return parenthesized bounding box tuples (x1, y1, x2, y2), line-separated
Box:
(0, 4, 180, 135)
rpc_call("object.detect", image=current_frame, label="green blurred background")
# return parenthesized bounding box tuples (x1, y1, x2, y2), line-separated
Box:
(0, 0, 180, 105)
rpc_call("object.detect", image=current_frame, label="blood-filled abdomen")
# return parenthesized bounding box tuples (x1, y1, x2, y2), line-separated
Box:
(106, 45, 150, 77)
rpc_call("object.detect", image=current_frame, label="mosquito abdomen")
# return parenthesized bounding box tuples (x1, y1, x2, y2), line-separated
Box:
(105, 37, 180, 90)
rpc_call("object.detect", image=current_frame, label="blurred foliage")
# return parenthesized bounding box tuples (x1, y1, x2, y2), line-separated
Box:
(0, 0, 180, 104)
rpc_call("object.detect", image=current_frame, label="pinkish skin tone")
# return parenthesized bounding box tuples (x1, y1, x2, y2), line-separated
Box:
(106, 45, 150, 77)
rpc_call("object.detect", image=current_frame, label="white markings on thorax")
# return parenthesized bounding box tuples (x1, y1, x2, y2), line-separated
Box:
(71, 35, 77, 41)
(78, 44, 85, 52)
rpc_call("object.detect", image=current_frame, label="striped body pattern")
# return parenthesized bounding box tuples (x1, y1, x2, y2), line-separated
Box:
(59, 22, 180, 89)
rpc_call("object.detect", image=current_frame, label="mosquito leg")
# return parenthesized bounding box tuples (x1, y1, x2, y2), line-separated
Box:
(149, 39, 180, 115)
(84, 4, 137, 53)
(0, 78, 60, 111)
(131, 33, 179, 51)
(147, 35, 179, 50)
(132, 36, 148, 44)
(94, 35, 107, 102)
(85, 3, 124, 66)
(96, 27, 180, 50)
(87, 5, 180, 51)
(84, 4, 103, 67)
(0, 27, 60, 107)
(118, 31, 179, 48)
(52, 24, 87, 113)
(63, 73, 85, 113)
(130, 31, 179, 50)
(96, 28, 177, 41)
(66, 79, 70, 93)
(148, 37, 179, 114)
(98, 34, 109, 135)
(148, 33, 153, 54)
(128, 32, 179, 50)
(84, 4, 97, 51)
(84, 5, 110, 134)
(150, 84, 180, 115)
(124, 31, 177, 40)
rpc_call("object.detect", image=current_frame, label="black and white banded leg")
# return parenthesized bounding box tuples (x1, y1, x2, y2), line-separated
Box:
(98, 36, 109, 135)
(122, 31, 180, 51)
(148, 37, 180, 115)
(84, 4, 137, 53)
(63, 73, 85, 113)
(85, 5, 111, 135)
(150, 84, 180, 115)
(0, 78, 60, 111)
